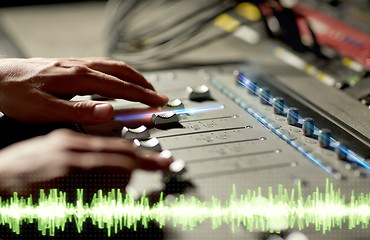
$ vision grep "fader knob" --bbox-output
[302,117,314,137]
[133,138,162,152]
[151,111,180,127]
[187,85,211,101]
[121,125,150,140]
[257,87,271,105]
[287,107,299,126]
[163,159,187,184]
[273,97,284,115]
[163,99,185,111]
[319,128,332,148]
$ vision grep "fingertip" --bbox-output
[92,103,114,121]
[153,92,169,106]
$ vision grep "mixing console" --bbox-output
[76,62,370,240]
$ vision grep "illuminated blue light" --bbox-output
[114,104,224,121]
[208,73,369,173]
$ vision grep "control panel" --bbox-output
[77,63,370,240]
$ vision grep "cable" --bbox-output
[105,0,238,66]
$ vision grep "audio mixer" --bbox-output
[75,59,370,240]
[0,1,369,239]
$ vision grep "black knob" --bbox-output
[303,117,314,137]
[336,144,347,160]
[257,87,271,105]
[273,97,284,115]
[188,85,211,101]
[121,125,150,140]
[247,81,258,95]
[287,107,299,126]
[151,111,180,127]
[133,138,162,152]
[319,128,332,148]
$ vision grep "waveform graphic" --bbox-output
[0,180,369,236]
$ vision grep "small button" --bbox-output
[335,144,347,160]
[287,107,299,126]
[133,138,162,152]
[303,117,314,137]
[319,128,331,148]
[247,81,258,95]
[273,97,284,115]
[151,111,180,127]
[257,87,271,105]
[187,85,211,101]
[163,99,185,111]
[121,125,150,140]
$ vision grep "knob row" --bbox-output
[235,73,346,159]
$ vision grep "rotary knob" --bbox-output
[247,81,258,95]
[151,111,180,127]
[319,128,332,148]
[163,99,185,111]
[187,85,211,101]
[287,107,299,126]
[273,97,284,115]
[133,137,162,152]
[257,87,271,105]
[303,117,314,137]
[121,125,150,140]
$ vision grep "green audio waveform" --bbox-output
[0,179,369,236]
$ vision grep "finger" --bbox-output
[62,133,173,170]
[45,65,168,107]
[45,97,115,124]
[66,150,172,171]
[80,57,155,91]
[48,129,173,171]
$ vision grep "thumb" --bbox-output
[52,100,114,124]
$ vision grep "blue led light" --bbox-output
[209,73,369,173]
[114,104,224,121]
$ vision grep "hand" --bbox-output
[0,129,173,198]
[0,57,168,124]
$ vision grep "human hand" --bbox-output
[0,57,168,124]
[0,129,173,198]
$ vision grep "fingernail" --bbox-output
[93,103,112,119]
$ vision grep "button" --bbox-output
[133,138,162,152]
[151,111,180,127]
[187,85,211,101]
[336,144,347,160]
[273,97,284,115]
[319,128,331,148]
[247,81,258,95]
[121,125,150,140]
[257,87,271,105]
[302,117,314,137]
[287,107,299,126]
[163,99,185,111]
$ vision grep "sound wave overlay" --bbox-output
[0,180,369,236]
